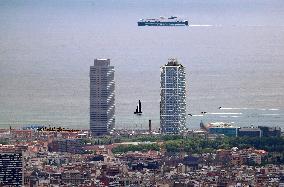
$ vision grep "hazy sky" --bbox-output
[0,0,284,128]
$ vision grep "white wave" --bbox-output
[231,116,240,118]
[192,114,204,117]
[208,112,242,115]
[219,107,279,111]
[219,107,250,110]
[258,108,267,111]
[261,114,280,116]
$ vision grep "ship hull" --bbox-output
[138,21,188,26]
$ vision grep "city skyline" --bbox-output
[0,1,284,186]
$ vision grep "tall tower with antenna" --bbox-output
[160,58,187,134]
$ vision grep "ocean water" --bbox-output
[0,0,284,130]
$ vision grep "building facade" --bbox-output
[160,58,187,134]
[208,127,239,137]
[0,152,23,186]
[90,59,115,136]
[258,126,281,137]
[49,139,85,154]
[204,122,239,137]
[238,127,262,137]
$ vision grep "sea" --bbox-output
[0,0,284,130]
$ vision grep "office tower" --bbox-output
[149,120,152,133]
[0,152,23,186]
[90,59,115,136]
[160,58,187,134]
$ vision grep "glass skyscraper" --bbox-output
[90,59,115,136]
[160,58,187,134]
[0,152,23,186]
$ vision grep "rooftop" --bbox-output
[239,127,261,132]
[208,122,239,128]
[165,58,180,66]
[93,58,111,66]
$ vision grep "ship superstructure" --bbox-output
[138,16,188,26]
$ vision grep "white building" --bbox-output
[160,58,187,134]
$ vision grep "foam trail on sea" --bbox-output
[192,115,204,117]
[219,107,251,110]
[219,107,277,111]
[258,108,267,111]
[208,112,242,115]
[261,114,280,116]
[269,108,279,111]
[189,24,214,27]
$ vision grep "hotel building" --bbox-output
[160,58,187,134]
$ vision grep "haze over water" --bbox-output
[1,0,284,129]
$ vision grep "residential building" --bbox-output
[90,59,115,136]
[49,139,85,154]
[160,58,187,134]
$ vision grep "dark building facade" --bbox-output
[238,126,281,137]
[238,127,262,137]
[0,152,23,186]
[258,126,281,137]
[49,139,85,154]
